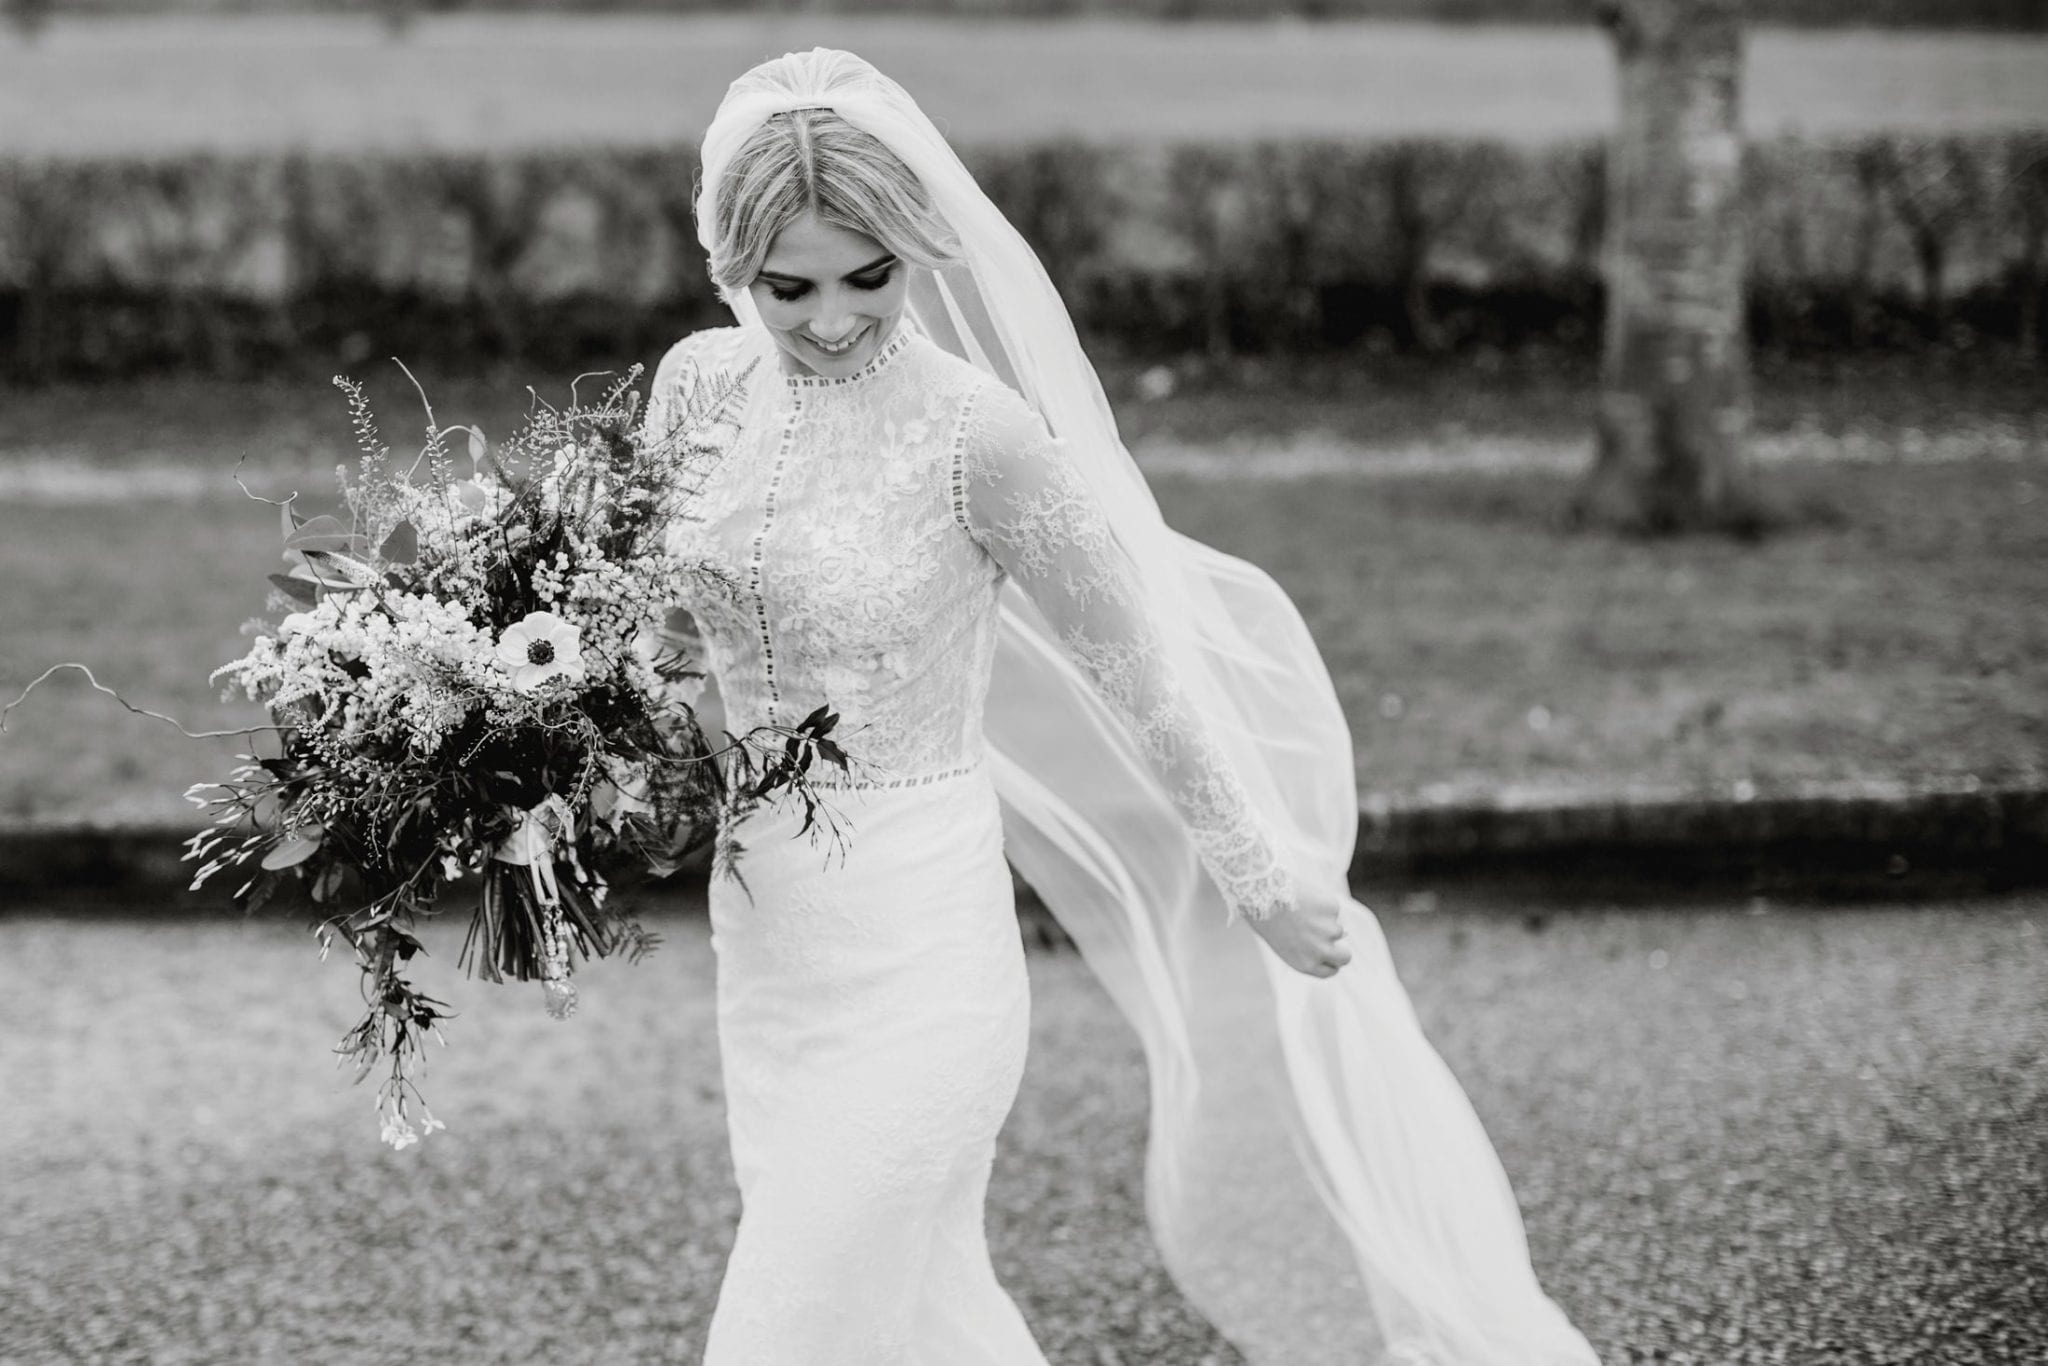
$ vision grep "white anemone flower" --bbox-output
[495,611,586,692]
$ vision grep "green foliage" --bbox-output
[6,0,53,38]
[2,130,2045,379]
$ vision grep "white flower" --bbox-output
[494,611,586,691]
[378,1096,444,1150]
[277,611,317,641]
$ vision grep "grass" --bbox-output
[3,17,2046,158]
[1,364,2043,826]
[4,351,2043,465]
[2,890,2044,1362]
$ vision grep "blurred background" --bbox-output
[2,5,2045,1364]
[2,0,2044,829]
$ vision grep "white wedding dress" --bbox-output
[652,318,1296,1364]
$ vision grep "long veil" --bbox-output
[695,49,1599,1366]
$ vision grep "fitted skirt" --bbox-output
[701,760,1047,1366]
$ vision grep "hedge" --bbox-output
[28,0,2048,27]
[3,132,2044,379]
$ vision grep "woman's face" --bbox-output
[749,211,910,379]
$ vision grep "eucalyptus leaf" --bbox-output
[284,515,361,558]
[296,548,375,589]
[311,862,344,904]
[268,573,319,606]
[261,829,324,870]
[380,520,419,565]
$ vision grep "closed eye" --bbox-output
[762,263,897,304]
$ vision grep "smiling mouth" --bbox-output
[803,327,867,356]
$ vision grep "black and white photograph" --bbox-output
[1,0,2043,1362]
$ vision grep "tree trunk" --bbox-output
[1575,0,1759,534]
[2016,152,2047,363]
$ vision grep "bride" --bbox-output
[649,48,1600,1366]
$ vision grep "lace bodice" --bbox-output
[648,322,1293,924]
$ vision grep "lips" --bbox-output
[803,325,868,357]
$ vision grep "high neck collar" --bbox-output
[780,319,916,390]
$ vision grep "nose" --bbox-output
[806,289,860,343]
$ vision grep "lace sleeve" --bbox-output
[643,328,748,718]
[956,382,1296,926]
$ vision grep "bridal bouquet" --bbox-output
[184,363,852,1147]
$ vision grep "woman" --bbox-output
[650,48,1599,1366]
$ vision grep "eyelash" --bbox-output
[765,268,893,304]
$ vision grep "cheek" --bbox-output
[859,278,910,320]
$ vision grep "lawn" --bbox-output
[2,891,2043,1362]
[2,18,2045,157]
[1,363,2043,827]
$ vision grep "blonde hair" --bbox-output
[702,109,963,295]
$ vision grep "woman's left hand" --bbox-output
[1245,879,1354,979]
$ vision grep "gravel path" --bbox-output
[2,892,2043,1364]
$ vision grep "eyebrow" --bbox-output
[756,252,899,285]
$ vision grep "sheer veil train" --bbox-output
[695,49,1600,1365]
